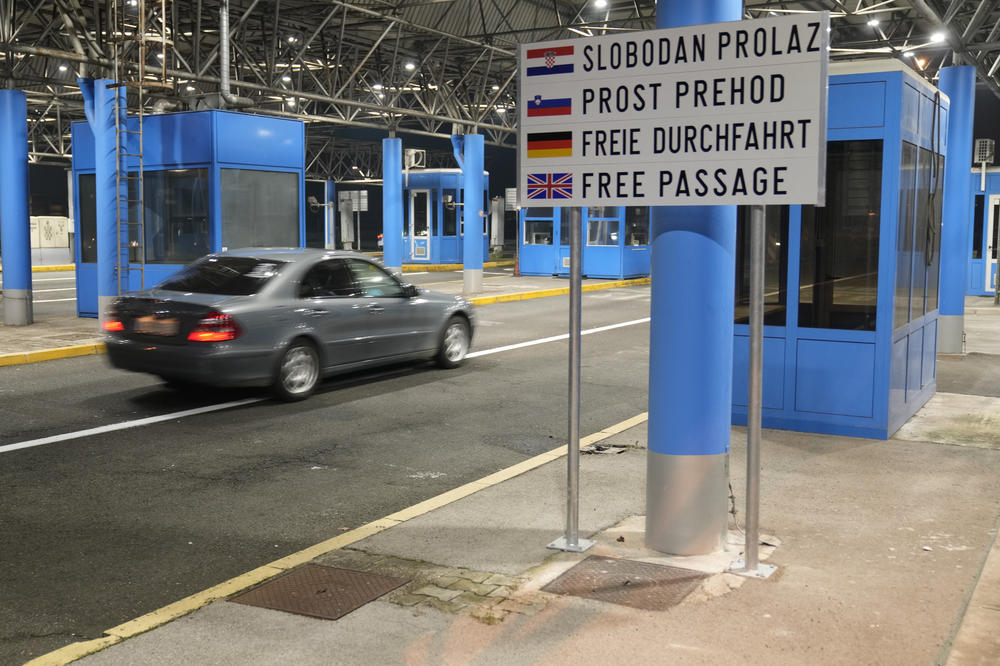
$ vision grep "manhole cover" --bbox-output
[229,564,409,620]
[541,555,707,610]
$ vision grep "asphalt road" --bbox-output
[0,286,651,665]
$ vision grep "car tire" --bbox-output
[273,339,320,401]
[436,316,470,369]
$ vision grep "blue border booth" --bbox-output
[967,167,1000,296]
[731,61,948,439]
[71,110,305,317]
[518,205,650,279]
[401,168,490,264]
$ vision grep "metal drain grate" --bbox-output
[229,564,409,621]
[541,555,708,611]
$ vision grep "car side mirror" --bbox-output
[402,284,419,298]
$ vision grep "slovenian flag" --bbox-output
[527,95,572,117]
[527,131,572,158]
[527,173,573,199]
[526,45,573,77]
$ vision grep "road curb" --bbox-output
[402,259,516,273]
[0,265,75,273]
[0,343,106,368]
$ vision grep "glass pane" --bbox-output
[412,192,428,236]
[972,195,984,260]
[304,181,326,248]
[525,207,553,218]
[911,149,932,317]
[926,152,944,311]
[442,189,457,236]
[347,258,404,297]
[735,206,789,326]
[158,255,285,295]
[559,215,569,246]
[993,203,999,260]
[78,174,97,263]
[221,169,299,249]
[799,140,882,331]
[144,169,210,264]
[587,219,619,246]
[624,206,649,245]
[525,220,553,244]
[894,142,917,329]
[588,205,617,219]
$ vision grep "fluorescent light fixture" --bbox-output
[930,32,945,43]
[286,98,296,106]
[903,51,914,58]
[491,84,500,91]
[404,62,416,71]
[155,52,164,59]
[594,0,607,8]
[58,64,68,72]
[186,85,196,92]
[287,36,297,43]
[496,107,506,114]
[281,74,292,82]
[867,18,879,27]
[372,83,383,90]
[378,93,385,99]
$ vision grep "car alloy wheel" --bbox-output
[436,316,469,369]
[274,340,320,400]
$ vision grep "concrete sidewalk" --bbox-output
[21,299,1000,665]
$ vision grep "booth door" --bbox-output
[409,190,431,261]
[987,194,999,293]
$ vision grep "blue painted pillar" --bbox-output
[0,90,33,325]
[937,66,976,353]
[646,0,741,555]
[79,78,124,325]
[462,134,485,293]
[382,138,403,271]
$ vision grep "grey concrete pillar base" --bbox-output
[463,268,483,295]
[98,295,116,328]
[938,315,965,354]
[646,450,729,556]
[2,289,33,325]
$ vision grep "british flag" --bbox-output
[527,172,573,199]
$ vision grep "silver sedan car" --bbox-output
[103,248,475,400]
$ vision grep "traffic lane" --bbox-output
[0,286,651,448]
[0,270,77,318]
[0,289,650,662]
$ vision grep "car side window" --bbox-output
[346,259,405,298]
[298,260,358,298]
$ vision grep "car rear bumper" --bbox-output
[105,337,275,387]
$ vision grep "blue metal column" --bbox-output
[937,66,975,353]
[646,0,741,555]
[0,90,33,325]
[382,138,403,271]
[79,78,124,326]
[462,134,485,293]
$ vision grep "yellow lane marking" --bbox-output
[0,343,106,367]
[32,412,650,664]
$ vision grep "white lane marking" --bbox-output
[0,398,264,455]
[0,318,650,454]
[467,317,650,358]
[0,277,75,286]
[406,272,429,276]
[34,288,76,293]
[34,298,77,303]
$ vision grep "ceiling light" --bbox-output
[404,62,416,71]
[377,93,384,99]
[594,0,607,8]
[930,32,945,43]
[372,83,383,90]
[496,107,506,114]
[58,64,68,72]
[491,84,500,91]
[287,36,297,44]
[867,18,879,27]
[903,51,914,58]
[282,74,292,83]
[185,85,196,92]
[286,98,296,107]
[915,57,927,70]
[155,52,164,59]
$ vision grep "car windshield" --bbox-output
[158,256,287,295]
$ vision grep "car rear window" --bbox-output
[158,256,286,295]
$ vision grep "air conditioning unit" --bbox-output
[974,138,995,165]
[404,148,426,169]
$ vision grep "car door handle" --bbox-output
[365,304,384,315]
[300,308,329,317]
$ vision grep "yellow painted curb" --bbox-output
[470,277,650,307]
[0,264,75,274]
[36,412,650,664]
[402,259,515,273]
[0,343,106,367]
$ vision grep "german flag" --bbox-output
[527,131,572,158]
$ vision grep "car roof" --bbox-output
[209,248,378,264]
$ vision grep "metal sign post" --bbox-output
[549,207,594,553]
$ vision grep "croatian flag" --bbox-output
[527,173,573,199]
[527,95,572,117]
[525,45,574,77]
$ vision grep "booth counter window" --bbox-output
[735,205,789,326]
[442,188,457,236]
[78,174,97,263]
[524,207,554,245]
[221,169,299,248]
[799,139,883,331]
[625,207,650,245]
[141,168,210,264]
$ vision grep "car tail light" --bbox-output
[187,311,240,342]
[102,319,124,332]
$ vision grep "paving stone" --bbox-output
[426,597,467,614]
[412,585,463,602]
[448,578,499,596]
[390,593,425,607]
[487,585,512,598]
[458,571,493,584]
[483,573,519,587]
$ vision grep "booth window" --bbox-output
[799,139,882,331]
[924,149,944,313]
[911,147,944,317]
[972,195,985,259]
[141,168,210,264]
[894,142,917,328]
[221,169,299,248]
[442,188,457,236]
[625,207,649,245]
[412,191,429,237]
[525,219,553,245]
[587,219,619,246]
[735,205,789,325]
[77,173,97,263]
